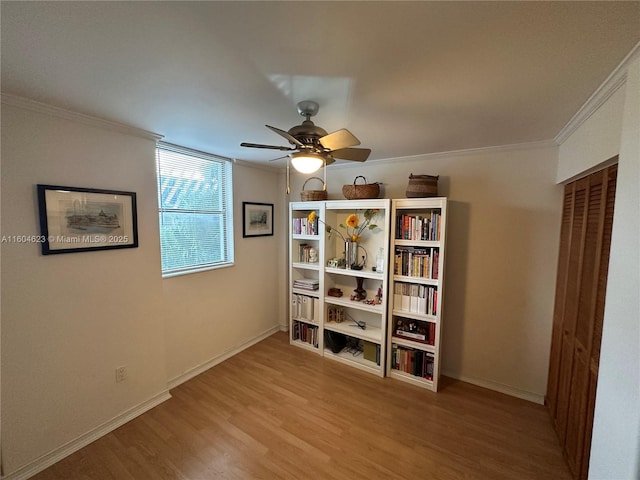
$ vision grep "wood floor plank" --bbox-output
[32,332,571,480]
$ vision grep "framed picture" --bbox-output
[37,184,138,255]
[242,201,274,238]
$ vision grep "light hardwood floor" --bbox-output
[33,332,571,480]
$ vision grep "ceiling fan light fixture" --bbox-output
[290,151,325,174]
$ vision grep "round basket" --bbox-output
[406,174,439,198]
[300,176,328,201]
[342,176,380,200]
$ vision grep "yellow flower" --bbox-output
[307,211,317,223]
[345,214,359,228]
[351,234,361,242]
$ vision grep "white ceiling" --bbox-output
[2,1,639,166]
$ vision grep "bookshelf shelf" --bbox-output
[325,321,382,344]
[325,267,385,280]
[324,348,381,375]
[325,296,384,314]
[391,309,438,323]
[387,198,447,392]
[393,275,438,286]
[292,316,319,326]
[390,335,436,352]
[394,239,440,248]
[292,288,320,298]
[292,234,320,241]
[292,262,320,271]
[292,339,320,352]
[388,369,434,389]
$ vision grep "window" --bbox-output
[156,142,234,277]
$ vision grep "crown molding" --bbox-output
[555,40,640,145]
[329,138,559,170]
[1,93,163,141]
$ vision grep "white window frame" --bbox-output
[156,141,234,277]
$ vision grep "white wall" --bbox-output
[569,57,640,480]
[288,143,562,402]
[0,100,285,477]
[0,102,167,475]
[163,161,285,385]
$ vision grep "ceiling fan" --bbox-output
[240,100,371,174]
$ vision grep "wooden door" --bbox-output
[546,163,617,479]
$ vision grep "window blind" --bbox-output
[156,142,234,277]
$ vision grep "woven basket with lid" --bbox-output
[406,174,439,197]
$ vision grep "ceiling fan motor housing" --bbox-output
[288,121,328,149]
[240,99,370,164]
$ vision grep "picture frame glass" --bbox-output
[242,202,274,237]
[38,184,138,254]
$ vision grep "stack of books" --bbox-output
[293,278,319,291]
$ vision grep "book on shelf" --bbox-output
[292,320,319,347]
[293,278,319,290]
[362,341,381,366]
[393,283,438,315]
[393,317,436,345]
[292,216,318,236]
[302,295,312,320]
[396,211,441,241]
[297,243,319,263]
[394,246,439,279]
[391,343,434,380]
[291,294,318,322]
[313,298,320,323]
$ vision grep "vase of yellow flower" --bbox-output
[345,240,359,270]
[307,209,379,269]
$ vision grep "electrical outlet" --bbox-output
[116,365,127,383]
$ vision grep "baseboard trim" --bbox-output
[1,390,172,480]
[442,371,545,405]
[166,325,281,390]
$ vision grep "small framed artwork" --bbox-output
[242,201,274,238]
[37,184,138,255]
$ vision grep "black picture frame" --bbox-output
[37,184,139,255]
[242,201,274,238]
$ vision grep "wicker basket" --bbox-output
[342,176,380,200]
[300,176,328,201]
[406,174,439,197]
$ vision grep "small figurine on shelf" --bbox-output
[351,276,366,301]
[308,247,318,263]
[375,286,383,304]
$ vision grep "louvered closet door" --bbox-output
[546,163,617,479]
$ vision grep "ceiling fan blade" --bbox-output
[325,157,336,166]
[268,155,289,162]
[319,128,360,150]
[265,125,304,148]
[330,148,371,162]
[240,142,296,151]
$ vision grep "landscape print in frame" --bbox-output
[242,201,274,237]
[37,184,138,255]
